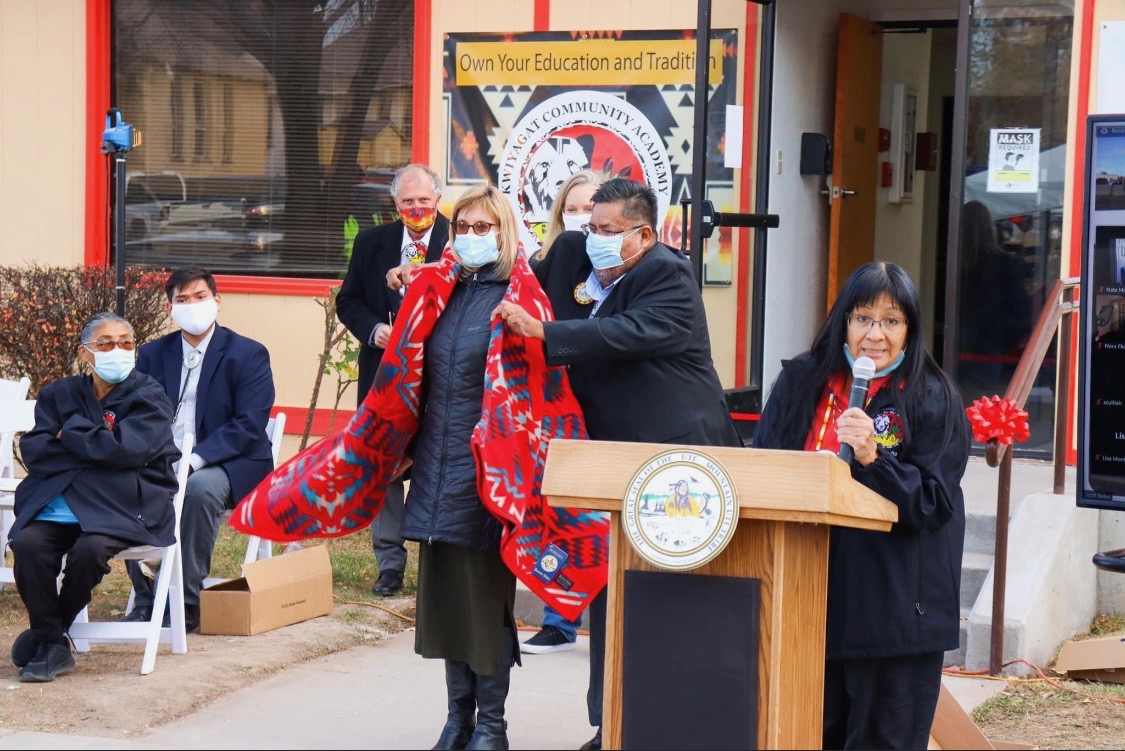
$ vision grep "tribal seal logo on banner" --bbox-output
[497,90,673,253]
[621,449,739,571]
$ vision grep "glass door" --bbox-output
[948,0,1074,456]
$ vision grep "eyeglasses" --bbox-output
[453,220,498,236]
[84,339,136,352]
[846,314,908,334]
[581,224,645,238]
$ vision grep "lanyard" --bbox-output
[813,391,873,452]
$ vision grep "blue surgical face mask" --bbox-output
[585,227,643,270]
[843,343,906,377]
[86,346,135,384]
[453,231,500,268]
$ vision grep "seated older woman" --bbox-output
[8,312,179,683]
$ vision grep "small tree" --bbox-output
[302,288,359,450]
[0,265,170,396]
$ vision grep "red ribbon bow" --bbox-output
[965,395,1030,445]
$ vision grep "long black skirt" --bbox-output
[414,540,518,676]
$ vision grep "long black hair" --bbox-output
[765,261,964,464]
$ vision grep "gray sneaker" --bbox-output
[19,640,75,683]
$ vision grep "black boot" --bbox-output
[463,666,510,750]
[433,660,476,750]
[465,628,514,751]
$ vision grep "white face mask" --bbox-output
[562,213,591,233]
[171,298,219,336]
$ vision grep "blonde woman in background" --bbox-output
[531,170,605,265]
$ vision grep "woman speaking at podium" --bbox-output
[754,262,970,750]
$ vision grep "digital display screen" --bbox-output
[1079,118,1125,509]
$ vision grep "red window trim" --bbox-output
[86,0,436,298]
[534,0,550,32]
[735,5,759,389]
[272,406,356,437]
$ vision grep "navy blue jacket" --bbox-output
[754,354,970,659]
[399,266,507,552]
[136,325,275,505]
[12,371,179,547]
[337,216,449,404]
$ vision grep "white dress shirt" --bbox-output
[174,326,216,471]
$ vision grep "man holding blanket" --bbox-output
[496,178,742,751]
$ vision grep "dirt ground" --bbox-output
[0,588,414,739]
[973,679,1125,750]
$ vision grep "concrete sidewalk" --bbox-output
[0,628,1005,750]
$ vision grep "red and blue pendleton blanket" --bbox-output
[231,250,609,620]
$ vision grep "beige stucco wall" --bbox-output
[0,0,86,268]
[430,0,757,387]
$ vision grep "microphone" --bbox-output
[838,356,876,464]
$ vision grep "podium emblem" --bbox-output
[621,449,739,571]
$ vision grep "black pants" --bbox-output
[586,588,607,728]
[11,521,132,643]
[823,651,945,751]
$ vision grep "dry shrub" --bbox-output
[0,264,170,396]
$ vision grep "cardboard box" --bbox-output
[200,544,333,636]
[1055,634,1125,683]
[928,683,1036,750]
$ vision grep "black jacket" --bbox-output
[537,233,741,447]
[11,371,180,547]
[754,355,970,659]
[399,265,508,552]
[337,216,449,403]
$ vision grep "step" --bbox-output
[960,551,993,611]
[944,606,972,668]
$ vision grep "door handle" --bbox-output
[822,185,857,200]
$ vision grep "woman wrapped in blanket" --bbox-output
[8,312,178,683]
[396,184,523,751]
[753,262,970,751]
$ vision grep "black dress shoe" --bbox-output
[161,603,201,633]
[120,606,153,623]
[372,570,404,596]
[579,728,601,751]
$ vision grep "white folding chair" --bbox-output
[203,412,285,588]
[68,434,194,675]
[0,394,36,588]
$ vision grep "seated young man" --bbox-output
[123,267,276,632]
[10,312,179,682]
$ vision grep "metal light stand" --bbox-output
[100,108,141,316]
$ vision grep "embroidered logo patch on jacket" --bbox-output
[872,408,905,454]
[102,410,116,431]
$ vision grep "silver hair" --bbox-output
[390,164,442,199]
[81,312,135,345]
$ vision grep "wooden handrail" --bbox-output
[984,276,1081,468]
[981,275,1079,676]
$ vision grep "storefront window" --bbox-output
[113,0,414,278]
[954,1,1073,455]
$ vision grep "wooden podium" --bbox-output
[543,440,898,750]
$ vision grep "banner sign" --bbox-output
[443,30,739,284]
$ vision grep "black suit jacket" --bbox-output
[537,234,741,448]
[337,215,449,402]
